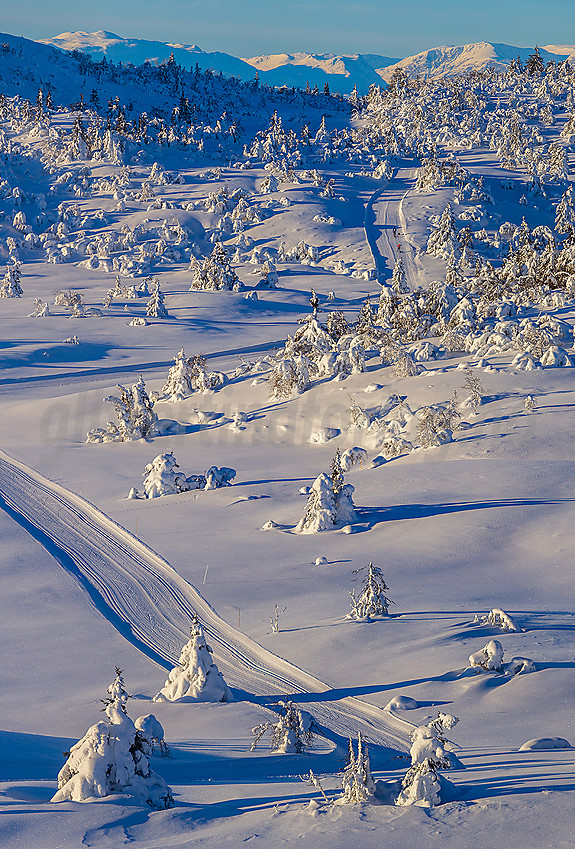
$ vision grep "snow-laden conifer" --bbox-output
[251,701,315,753]
[0,263,23,297]
[154,612,232,703]
[347,563,393,620]
[396,713,459,807]
[52,672,174,809]
[338,732,376,804]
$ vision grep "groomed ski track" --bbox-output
[0,449,410,754]
[365,164,419,286]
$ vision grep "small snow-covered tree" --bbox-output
[0,263,23,297]
[162,349,206,401]
[469,639,505,672]
[143,453,190,498]
[101,667,130,715]
[391,257,407,294]
[555,184,575,238]
[146,281,169,318]
[338,732,376,804]
[191,243,238,291]
[396,713,459,808]
[52,674,174,809]
[135,715,170,757]
[463,368,484,413]
[296,470,357,533]
[251,700,315,753]
[154,612,232,703]
[347,563,393,620]
[427,203,460,263]
[268,356,311,399]
[87,377,158,443]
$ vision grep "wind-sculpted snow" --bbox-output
[0,450,409,752]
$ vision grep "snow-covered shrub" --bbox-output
[251,700,315,753]
[87,377,157,443]
[469,639,505,672]
[462,368,484,412]
[268,357,311,399]
[52,672,174,809]
[338,732,376,804]
[154,613,232,703]
[340,447,368,471]
[347,562,393,620]
[143,453,191,498]
[480,608,520,632]
[29,298,50,317]
[416,396,459,448]
[204,466,236,489]
[134,715,170,757]
[396,713,459,808]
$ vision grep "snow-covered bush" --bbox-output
[52,671,174,809]
[87,377,157,443]
[340,447,368,471]
[268,356,311,399]
[161,349,220,401]
[154,612,232,703]
[396,713,459,808]
[251,700,315,753]
[204,466,236,489]
[469,639,505,672]
[478,608,520,632]
[347,562,393,620]
[338,732,376,804]
[143,453,191,498]
[134,714,170,757]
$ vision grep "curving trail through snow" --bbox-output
[0,449,410,753]
[364,165,420,288]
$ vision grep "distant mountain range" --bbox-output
[38,31,575,95]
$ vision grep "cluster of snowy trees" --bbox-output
[135,452,236,498]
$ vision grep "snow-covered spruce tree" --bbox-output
[143,453,191,498]
[416,395,459,449]
[154,612,232,703]
[52,673,174,809]
[426,203,460,263]
[162,349,207,401]
[338,732,376,804]
[391,256,407,294]
[0,263,23,297]
[251,701,315,753]
[555,184,575,239]
[191,243,239,291]
[268,357,311,399]
[87,377,158,443]
[101,667,130,715]
[146,281,169,318]
[296,464,357,534]
[347,563,393,620]
[396,713,459,808]
[462,368,484,413]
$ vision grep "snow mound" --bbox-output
[385,695,419,711]
[519,737,572,751]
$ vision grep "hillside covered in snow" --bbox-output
[2,29,575,849]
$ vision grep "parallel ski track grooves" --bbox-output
[0,450,410,752]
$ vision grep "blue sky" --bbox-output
[4,0,575,57]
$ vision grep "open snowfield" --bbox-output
[1,36,575,847]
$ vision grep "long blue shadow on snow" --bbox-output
[356,497,575,529]
[0,491,173,673]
